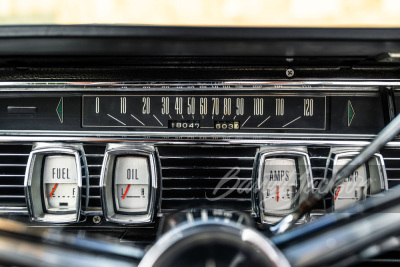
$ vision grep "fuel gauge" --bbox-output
[25,147,82,223]
[42,155,79,213]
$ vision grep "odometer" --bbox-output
[82,94,326,131]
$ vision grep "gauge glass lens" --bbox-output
[262,158,299,215]
[333,158,368,210]
[114,156,150,213]
[42,155,78,213]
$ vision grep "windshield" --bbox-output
[0,0,399,27]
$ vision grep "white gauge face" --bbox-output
[42,155,79,213]
[114,156,150,213]
[333,158,368,211]
[262,158,299,214]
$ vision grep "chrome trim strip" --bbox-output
[2,135,400,146]
[0,80,398,92]
[0,130,381,139]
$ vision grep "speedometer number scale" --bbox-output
[83,95,326,131]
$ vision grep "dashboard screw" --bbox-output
[286,69,294,77]
[93,216,102,224]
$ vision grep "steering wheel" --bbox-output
[2,115,400,267]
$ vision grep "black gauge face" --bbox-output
[82,95,326,131]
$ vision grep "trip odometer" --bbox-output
[82,94,326,131]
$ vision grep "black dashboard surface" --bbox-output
[1,25,400,267]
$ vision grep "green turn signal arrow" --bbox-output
[56,97,63,123]
[348,100,355,127]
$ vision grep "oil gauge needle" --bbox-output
[277,186,279,202]
[49,183,58,197]
[122,184,131,199]
[335,186,341,200]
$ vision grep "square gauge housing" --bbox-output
[100,146,158,224]
[326,150,387,211]
[24,148,82,223]
[254,150,313,224]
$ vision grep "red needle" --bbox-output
[49,183,58,197]
[277,186,279,202]
[335,186,341,201]
[122,184,131,199]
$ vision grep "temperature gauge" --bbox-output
[332,158,368,210]
[255,149,313,224]
[330,152,387,211]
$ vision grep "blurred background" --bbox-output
[0,0,400,27]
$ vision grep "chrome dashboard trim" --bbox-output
[0,131,380,139]
[0,80,398,92]
[1,136,400,146]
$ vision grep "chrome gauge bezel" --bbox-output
[100,145,159,225]
[328,150,388,211]
[254,148,314,224]
[24,147,82,223]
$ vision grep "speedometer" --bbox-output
[82,94,326,131]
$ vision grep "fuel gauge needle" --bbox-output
[49,183,58,197]
[335,186,341,200]
[122,184,131,199]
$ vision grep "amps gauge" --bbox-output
[326,149,388,211]
[254,148,313,224]
[100,145,159,224]
[25,145,85,223]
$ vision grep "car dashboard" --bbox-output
[1,25,400,266]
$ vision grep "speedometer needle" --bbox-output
[49,183,58,197]
[122,184,131,199]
